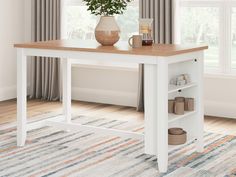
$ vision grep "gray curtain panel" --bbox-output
[137,0,174,111]
[30,0,61,100]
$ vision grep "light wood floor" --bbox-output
[1,99,236,135]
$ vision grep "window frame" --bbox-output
[230,3,236,74]
[178,0,236,75]
[62,0,139,39]
[61,0,140,70]
[62,0,236,74]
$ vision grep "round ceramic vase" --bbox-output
[95,16,120,46]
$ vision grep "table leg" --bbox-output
[196,54,204,152]
[62,58,72,123]
[156,59,168,173]
[17,49,27,147]
[144,64,157,155]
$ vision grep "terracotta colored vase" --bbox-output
[95,16,120,46]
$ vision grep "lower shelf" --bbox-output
[168,111,197,123]
[168,136,197,151]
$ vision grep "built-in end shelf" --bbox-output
[168,111,197,123]
[168,82,198,94]
[168,136,197,151]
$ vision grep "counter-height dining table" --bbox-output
[14,40,208,172]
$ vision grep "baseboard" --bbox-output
[72,87,137,107]
[0,86,16,101]
[1,85,234,118]
[0,85,137,107]
[204,100,236,119]
[0,84,31,102]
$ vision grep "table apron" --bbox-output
[21,48,202,65]
[23,48,158,65]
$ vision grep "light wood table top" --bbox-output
[14,39,208,57]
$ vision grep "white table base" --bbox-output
[16,48,204,173]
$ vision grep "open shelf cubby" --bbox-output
[167,59,201,147]
[168,82,198,94]
[168,111,197,123]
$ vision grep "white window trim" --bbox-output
[178,0,236,75]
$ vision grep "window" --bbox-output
[178,0,236,74]
[232,7,236,69]
[62,0,139,41]
[180,7,220,68]
[61,0,139,69]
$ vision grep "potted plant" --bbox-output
[83,0,133,46]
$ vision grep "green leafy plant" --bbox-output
[83,0,133,16]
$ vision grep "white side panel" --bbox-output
[195,52,204,152]
[156,59,169,173]
[144,64,157,155]
[62,58,72,123]
[17,49,27,147]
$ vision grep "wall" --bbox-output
[204,75,236,118]
[70,64,236,119]
[0,0,25,101]
[71,67,236,119]
[71,65,139,107]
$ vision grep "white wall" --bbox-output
[204,75,236,118]
[0,0,25,101]
[71,65,139,107]
[71,67,236,119]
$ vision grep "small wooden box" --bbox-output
[168,131,187,145]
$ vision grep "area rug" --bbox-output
[0,114,236,177]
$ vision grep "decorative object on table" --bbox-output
[168,99,175,113]
[168,128,187,145]
[183,74,191,83]
[168,128,184,135]
[139,18,154,46]
[169,97,195,115]
[94,16,120,46]
[170,74,191,86]
[83,0,133,46]
[128,35,142,48]
[184,98,195,111]
[174,101,185,115]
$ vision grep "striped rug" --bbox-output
[1,114,236,177]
